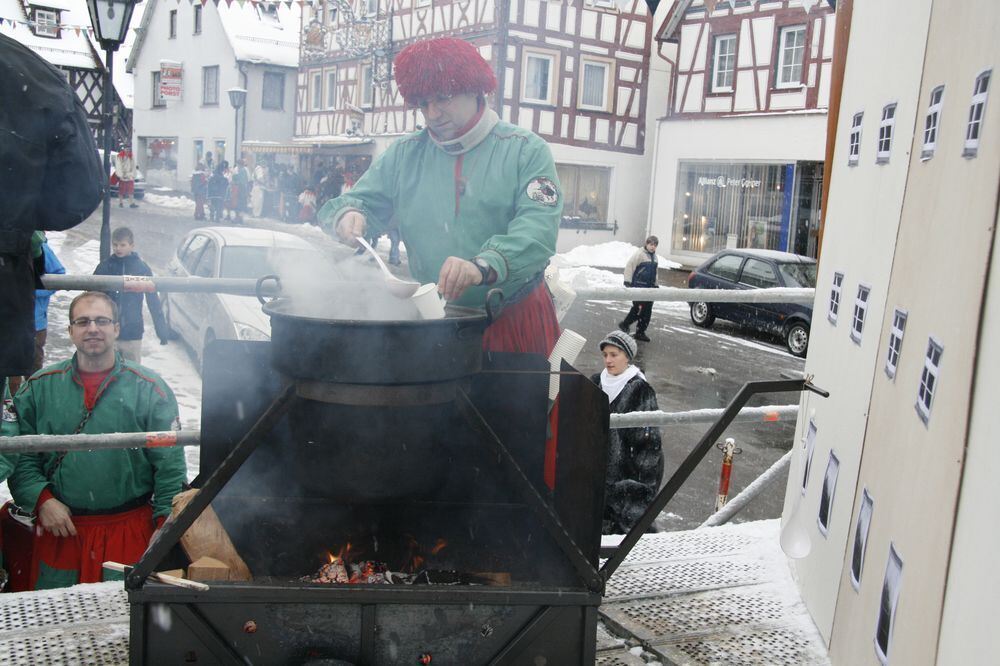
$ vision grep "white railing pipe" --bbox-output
[573,286,815,305]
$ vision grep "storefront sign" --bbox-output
[159,60,183,99]
[697,176,762,189]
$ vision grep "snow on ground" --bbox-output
[557,240,682,270]
[142,192,195,212]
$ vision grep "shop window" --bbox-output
[851,489,874,591]
[152,72,166,108]
[202,66,219,106]
[33,8,58,37]
[359,64,373,107]
[579,58,611,111]
[850,283,871,344]
[921,85,944,159]
[776,25,806,88]
[311,71,323,111]
[828,271,843,324]
[739,258,779,288]
[325,70,338,109]
[522,50,556,105]
[964,69,991,158]
[916,337,943,425]
[263,72,285,110]
[169,9,177,38]
[801,419,816,494]
[848,112,863,166]
[706,254,744,282]
[194,5,202,34]
[876,103,896,164]
[817,451,839,537]
[557,163,612,230]
[145,137,179,171]
[712,34,736,92]
[885,308,907,379]
[193,139,204,165]
[875,545,903,665]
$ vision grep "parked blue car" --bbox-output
[686,249,817,357]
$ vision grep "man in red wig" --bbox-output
[318,37,562,356]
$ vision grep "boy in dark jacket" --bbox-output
[619,236,660,342]
[93,227,171,363]
[207,166,228,222]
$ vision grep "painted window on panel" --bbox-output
[712,35,736,92]
[326,70,338,109]
[194,5,202,34]
[557,163,612,230]
[152,71,166,108]
[262,72,285,110]
[364,0,378,15]
[202,66,219,106]
[828,271,844,324]
[817,451,839,537]
[34,9,58,37]
[916,337,943,424]
[921,85,944,159]
[579,59,610,111]
[885,308,907,379]
[848,112,863,166]
[169,9,177,38]
[964,69,992,157]
[776,26,806,88]
[523,52,555,105]
[850,283,871,344]
[801,419,817,494]
[415,0,431,7]
[875,545,903,665]
[850,489,874,590]
[876,103,896,163]
[360,64,373,107]
[311,71,323,111]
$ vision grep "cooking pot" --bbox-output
[257,276,502,385]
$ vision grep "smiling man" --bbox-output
[5,292,186,590]
[319,37,563,355]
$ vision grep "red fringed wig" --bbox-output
[393,37,497,105]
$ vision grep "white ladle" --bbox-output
[355,237,420,298]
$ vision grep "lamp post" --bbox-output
[227,87,247,165]
[86,0,138,262]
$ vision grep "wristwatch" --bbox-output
[472,257,496,285]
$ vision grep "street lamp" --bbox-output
[227,87,247,165]
[86,0,139,261]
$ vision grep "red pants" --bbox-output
[481,282,562,489]
[31,504,154,590]
[119,179,135,198]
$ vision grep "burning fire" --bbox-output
[302,537,449,584]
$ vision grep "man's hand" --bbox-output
[335,211,367,246]
[38,498,76,538]
[438,257,483,302]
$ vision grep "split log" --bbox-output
[171,489,252,581]
[188,556,231,582]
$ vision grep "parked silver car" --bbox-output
[163,226,323,362]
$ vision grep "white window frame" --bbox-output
[34,8,58,37]
[152,71,166,108]
[193,4,202,34]
[586,0,618,10]
[876,103,897,164]
[916,337,943,425]
[202,65,219,106]
[776,25,807,89]
[964,69,992,158]
[415,0,431,7]
[875,545,903,665]
[366,0,379,15]
[921,85,944,159]
[848,112,862,166]
[262,71,285,111]
[885,308,907,379]
[522,49,557,105]
[828,271,844,324]
[169,9,177,38]
[578,57,612,112]
[817,450,840,537]
[850,283,871,345]
[850,489,874,591]
[311,71,323,111]
[359,63,373,108]
[712,34,737,92]
[325,69,338,110]
[801,419,817,495]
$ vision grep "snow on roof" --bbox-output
[0,0,99,69]
[217,1,301,68]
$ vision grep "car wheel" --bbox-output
[786,322,809,357]
[690,302,715,328]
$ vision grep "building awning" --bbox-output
[242,137,373,155]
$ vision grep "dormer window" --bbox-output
[258,2,280,23]
[964,69,992,158]
[33,7,59,38]
[876,103,897,164]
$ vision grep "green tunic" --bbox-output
[318,119,563,308]
[6,353,186,519]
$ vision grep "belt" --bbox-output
[57,492,153,517]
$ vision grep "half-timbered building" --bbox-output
[291,0,671,248]
[648,0,835,264]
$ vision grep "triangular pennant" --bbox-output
[75,26,81,35]
[285,0,292,7]
[225,0,233,6]
[237,0,246,7]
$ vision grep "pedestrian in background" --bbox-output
[92,227,173,364]
[191,162,208,221]
[590,331,663,535]
[619,236,660,342]
[114,147,139,209]
[207,165,228,223]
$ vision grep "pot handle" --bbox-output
[485,288,504,325]
[256,274,282,306]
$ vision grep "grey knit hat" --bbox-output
[599,330,637,362]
